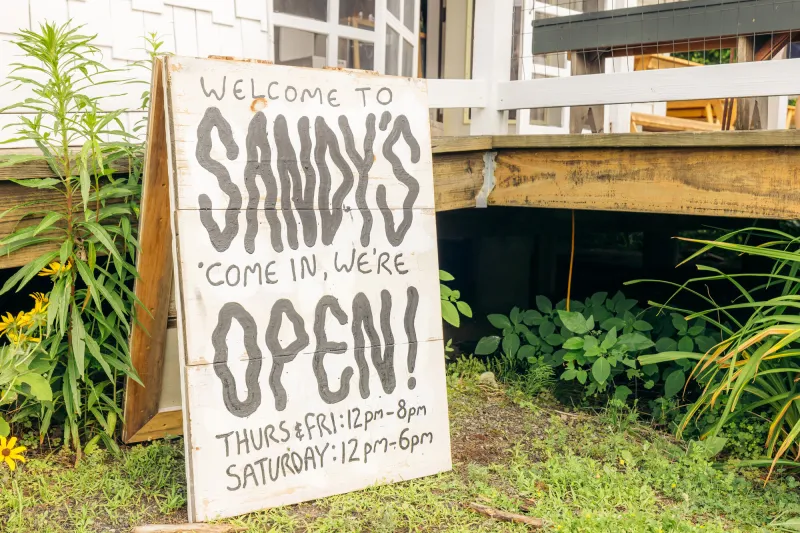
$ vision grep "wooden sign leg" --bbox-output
[123,57,180,443]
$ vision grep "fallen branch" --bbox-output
[132,525,245,533]
[467,502,545,528]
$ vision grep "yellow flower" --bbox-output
[7,331,40,344]
[0,313,15,333]
[619,459,625,465]
[671,483,676,488]
[30,293,49,314]
[38,261,71,277]
[0,436,26,471]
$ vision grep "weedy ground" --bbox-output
[2,377,800,533]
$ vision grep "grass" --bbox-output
[2,375,800,532]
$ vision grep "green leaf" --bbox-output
[19,373,53,402]
[561,368,578,381]
[71,307,87,375]
[545,334,565,346]
[591,292,608,305]
[0,417,8,438]
[618,332,655,351]
[488,314,511,329]
[536,295,552,314]
[655,337,678,353]
[539,321,556,338]
[439,270,454,281]
[517,345,536,360]
[440,284,453,299]
[510,307,520,324]
[79,220,123,265]
[695,335,716,353]
[664,369,686,398]
[524,332,539,346]
[576,370,588,384]
[614,385,633,401]
[633,320,653,332]
[441,300,459,327]
[32,211,65,236]
[616,299,638,314]
[522,310,541,326]
[563,337,584,350]
[601,327,618,350]
[558,310,590,334]
[642,363,659,376]
[677,336,694,353]
[475,336,500,355]
[687,324,705,337]
[600,317,625,331]
[592,357,611,384]
[456,301,472,318]
[0,250,59,296]
[502,334,520,358]
[671,313,688,335]
[8,177,60,188]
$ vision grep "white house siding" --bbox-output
[0,0,271,146]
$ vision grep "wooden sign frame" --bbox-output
[122,57,182,443]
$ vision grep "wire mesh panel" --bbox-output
[510,0,800,133]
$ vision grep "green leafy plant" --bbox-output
[0,22,144,456]
[440,270,472,327]
[638,226,800,478]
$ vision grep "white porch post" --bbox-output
[470,0,514,135]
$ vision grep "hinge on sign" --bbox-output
[476,151,496,208]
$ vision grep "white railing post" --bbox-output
[470,0,514,135]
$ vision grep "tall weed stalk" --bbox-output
[637,225,800,479]
[0,22,145,457]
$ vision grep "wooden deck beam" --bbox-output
[2,130,800,272]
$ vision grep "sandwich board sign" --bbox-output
[161,56,451,521]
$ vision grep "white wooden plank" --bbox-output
[30,0,70,27]
[131,0,165,14]
[110,0,148,61]
[498,59,800,111]
[469,0,513,134]
[239,18,269,61]
[174,208,442,367]
[194,10,224,58]
[184,339,451,521]
[426,79,486,109]
[235,0,265,22]
[67,0,114,48]
[166,56,435,210]
[0,1,30,33]
[171,6,198,57]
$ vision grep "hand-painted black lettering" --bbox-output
[245,112,284,253]
[377,252,392,275]
[233,79,245,100]
[265,261,278,284]
[300,255,316,279]
[226,464,242,491]
[285,86,298,102]
[334,249,356,273]
[206,262,224,286]
[200,76,226,100]
[225,264,241,286]
[276,115,318,249]
[315,117,354,245]
[266,299,309,411]
[379,115,420,246]
[376,87,393,105]
[244,263,261,286]
[355,87,371,106]
[301,87,323,104]
[376,290,397,393]
[251,79,265,98]
[405,286,419,389]
[327,89,340,107]
[268,81,280,100]
[357,252,371,273]
[313,296,352,404]
[216,431,234,457]
[394,253,409,274]
[339,115,376,246]
[297,116,319,247]
[196,107,241,252]
[212,302,262,417]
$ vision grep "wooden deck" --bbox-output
[2,130,800,271]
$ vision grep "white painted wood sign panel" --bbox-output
[162,56,450,522]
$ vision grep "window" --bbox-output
[270,0,419,76]
[275,27,327,68]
